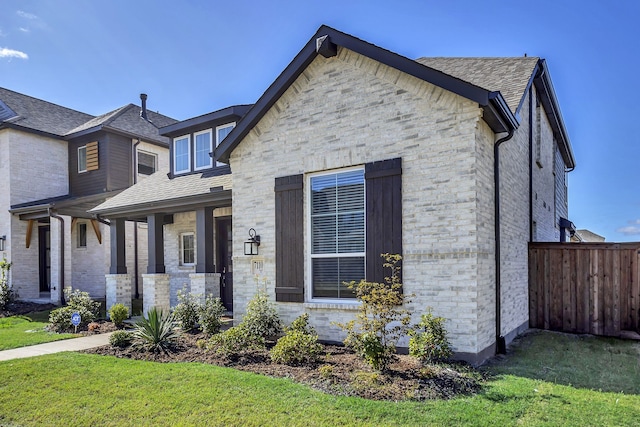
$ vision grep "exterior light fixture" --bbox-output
[244,228,260,256]
[0,235,5,252]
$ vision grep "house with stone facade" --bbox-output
[93,25,576,364]
[0,88,175,307]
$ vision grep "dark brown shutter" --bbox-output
[365,158,402,285]
[275,174,304,302]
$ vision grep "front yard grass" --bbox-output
[0,311,78,350]
[0,331,639,426]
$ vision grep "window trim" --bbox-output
[78,146,87,173]
[215,123,236,167]
[137,149,157,176]
[306,166,366,303]
[193,129,213,171]
[173,135,191,175]
[77,222,87,248]
[180,232,195,266]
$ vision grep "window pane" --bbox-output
[216,125,234,146]
[312,257,362,299]
[338,211,364,252]
[195,132,211,169]
[174,137,189,172]
[182,234,194,264]
[78,223,87,248]
[78,147,87,172]
[138,152,156,175]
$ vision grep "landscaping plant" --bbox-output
[408,309,453,364]
[334,254,412,371]
[0,258,13,310]
[172,287,201,332]
[108,303,129,328]
[133,307,179,353]
[271,313,323,365]
[109,330,133,348]
[199,295,226,336]
[48,288,100,332]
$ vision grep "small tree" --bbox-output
[408,309,453,364]
[172,287,200,332]
[0,258,13,310]
[334,254,412,371]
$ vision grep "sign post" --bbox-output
[71,312,81,334]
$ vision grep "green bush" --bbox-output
[205,325,263,357]
[172,288,200,332]
[0,258,13,310]
[133,307,179,353]
[108,303,129,328]
[271,314,323,365]
[334,254,412,372]
[199,295,226,336]
[408,309,453,364]
[109,330,133,348]
[48,288,100,332]
[241,290,282,340]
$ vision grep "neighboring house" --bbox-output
[93,25,576,364]
[0,88,176,308]
[571,229,605,242]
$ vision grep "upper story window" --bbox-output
[78,146,87,173]
[215,123,235,166]
[137,151,157,176]
[309,168,365,300]
[194,129,213,170]
[173,135,190,174]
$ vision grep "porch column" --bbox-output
[142,273,170,316]
[147,213,165,273]
[190,273,221,305]
[195,207,214,273]
[109,218,127,274]
[50,214,72,304]
[106,274,132,316]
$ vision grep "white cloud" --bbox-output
[632,219,640,225]
[0,47,28,60]
[616,226,640,236]
[16,10,38,20]
[19,27,30,33]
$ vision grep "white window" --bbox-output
[78,146,87,173]
[77,223,87,248]
[180,232,195,266]
[308,168,365,300]
[173,135,191,174]
[215,123,235,166]
[137,150,157,176]
[194,129,213,170]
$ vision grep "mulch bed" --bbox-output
[84,332,484,401]
[0,301,57,318]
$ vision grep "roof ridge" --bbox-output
[101,104,135,127]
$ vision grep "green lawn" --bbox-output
[0,311,78,350]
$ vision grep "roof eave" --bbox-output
[0,122,66,140]
[65,124,169,147]
[159,105,252,137]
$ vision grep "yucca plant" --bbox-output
[133,307,179,353]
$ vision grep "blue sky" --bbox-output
[1,0,638,241]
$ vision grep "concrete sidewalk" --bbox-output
[0,332,113,362]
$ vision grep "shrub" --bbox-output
[109,330,133,348]
[205,325,263,357]
[334,254,412,371]
[241,290,282,340]
[48,288,100,332]
[133,307,179,353]
[172,287,201,332]
[108,303,129,328]
[408,309,453,364]
[271,314,322,365]
[0,258,13,310]
[199,295,226,336]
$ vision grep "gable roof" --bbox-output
[215,25,518,163]
[0,87,94,137]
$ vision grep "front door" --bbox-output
[38,226,51,293]
[216,217,233,311]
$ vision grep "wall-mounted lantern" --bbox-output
[0,235,5,251]
[244,228,260,256]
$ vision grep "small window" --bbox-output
[78,146,87,173]
[137,151,157,176]
[77,223,87,248]
[215,123,235,166]
[194,129,213,170]
[180,233,195,266]
[173,135,191,174]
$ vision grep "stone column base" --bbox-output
[189,273,221,305]
[105,274,132,317]
[142,273,170,316]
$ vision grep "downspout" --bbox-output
[132,138,141,299]
[49,209,65,306]
[529,85,534,242]
[494,129,514,355]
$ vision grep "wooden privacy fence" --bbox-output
[529,242,640,336]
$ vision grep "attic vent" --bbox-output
[85,141,99,171]
[316,35,337,58]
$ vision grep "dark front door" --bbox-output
[216,217,233,311]
[38,226,51,293]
